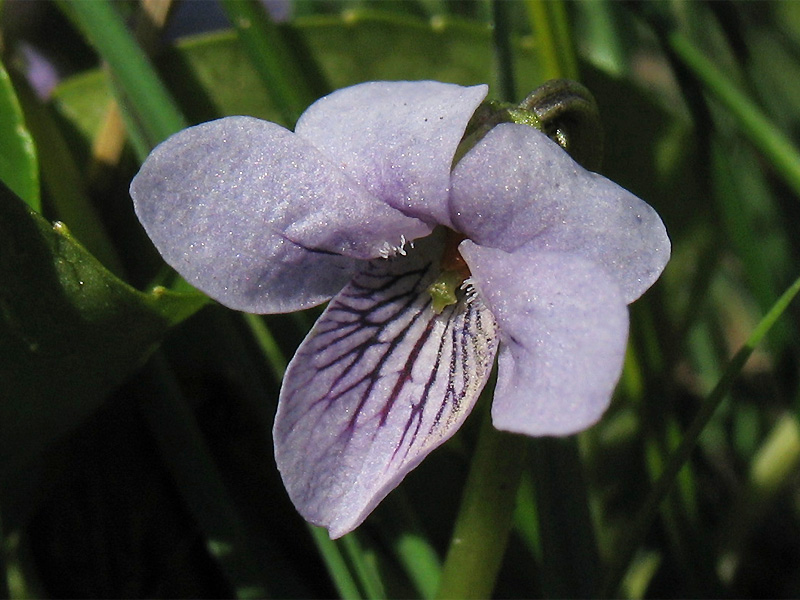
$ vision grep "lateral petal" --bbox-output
[461,242,628,436]
[274,233,499,538]
[295,81,488,227]
[451,123,670,303]
[131,116,429,313]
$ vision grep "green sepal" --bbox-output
[460,79,603,170]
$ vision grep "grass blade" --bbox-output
[603,272,800,597]
[219,0,323,126]
[669,31,800,200]
[57,0,187,145]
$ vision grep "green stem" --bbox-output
[435,406,527,599]
[341,533,385,600]
[602,273,800,597]
[241,313,288,382]
[438,5,593,598]
[308,527,363,600]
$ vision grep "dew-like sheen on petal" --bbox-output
[451,124,670,303]
[461,242,629,436]
[131,116,430,313]
[274,233,498,538]
[296,81,488,227]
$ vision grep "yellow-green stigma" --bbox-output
[428,229,471,314]
[428,269,466,314]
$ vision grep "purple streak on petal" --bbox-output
[131,116,430,313]
[274,232,499,538]
[295,81,488,228]
[461,242,628,436]
[451,123,670,303]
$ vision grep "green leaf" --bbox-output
[57,0,187,147]
[219,0,323,126]
[0,180,207,490]
[13,70,126,277]
[298,11,541,93]
[0,59,39,211]
[669,30,800,200]
[603,271,800,597]
[50,11,554,141]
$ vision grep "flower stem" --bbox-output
[435,405,527,599]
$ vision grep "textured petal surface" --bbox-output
[451,123,670,303]
[295,81,487,227]
[274,233,498,538]
[461,242,628,436]
[131,116,430,313]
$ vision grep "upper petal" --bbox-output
[461,242,628,436]
[451,123,670,303]
[295,81,488,228]
[274,233,498,538]
[131,116,430,313]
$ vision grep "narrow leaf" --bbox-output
[219,0,323,126]
[0,59,39,210]
[603,272,800,597]
[669,30,800,200]
[57,0,187,146]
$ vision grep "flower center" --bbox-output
[427,229,471,314]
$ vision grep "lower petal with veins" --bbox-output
[273,233,499,538]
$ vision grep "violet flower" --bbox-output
[130,81,670,538]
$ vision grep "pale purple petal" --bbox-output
[295,81,488,228]
[461,242,628,436]
[451,123,670,303]
[274,233,498,538]
[131,116,430,313]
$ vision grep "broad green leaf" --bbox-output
[49,69,114,144]
[299,11,541,91]
[0,59,39,211]
[0,181,207,491]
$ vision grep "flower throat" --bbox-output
[428,229,470,314]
